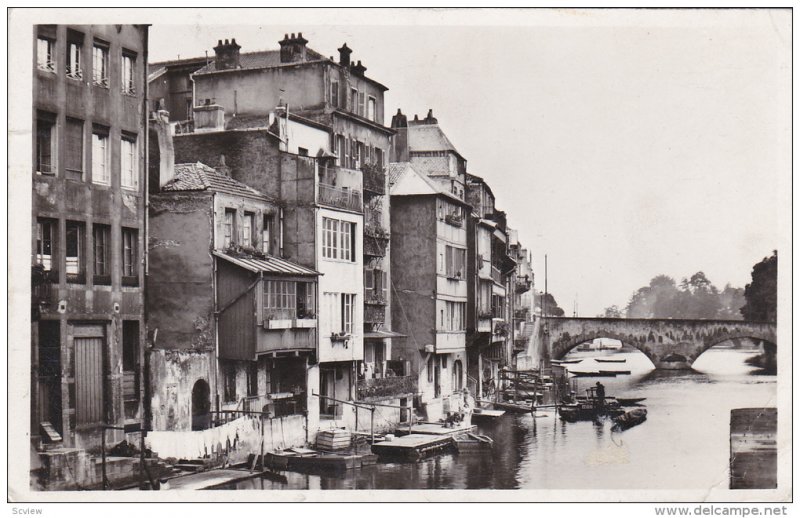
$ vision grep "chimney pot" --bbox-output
[291,33,295,39]
[224,38,229,45]
[298,32,303,38]
[217,39,222,46]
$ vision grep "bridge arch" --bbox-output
[543,317,776,370]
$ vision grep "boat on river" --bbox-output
[552,359,582,365]
[612,408,648,431]
[454,433,494,453]
[595,358,627,364]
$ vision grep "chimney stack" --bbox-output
[213,38,241,70]
[390,109,409,163]
[279,32,309,63]
[351,59,367,76]
[337,43,352,67]
[424,109,438,125]
[193,98,225,132]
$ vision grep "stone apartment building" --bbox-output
[465,174,517,398]
[31,24,149,451]
[388,110,471,421]
[164,33,411,430]
[147,56,208,121]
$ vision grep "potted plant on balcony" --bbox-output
[445,213,463,227]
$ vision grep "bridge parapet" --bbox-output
[538,317,776,370]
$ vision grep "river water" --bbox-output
[215,345,776,490]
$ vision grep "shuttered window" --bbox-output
[65,118,83,180]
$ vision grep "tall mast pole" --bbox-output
[544,254,548,318]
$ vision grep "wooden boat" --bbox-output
[558,402,624,422]
[568,370,618,378]
[595,358,627,364]
[612,408,648,431]
[492,400,536,413]
[264,447,376,472]
[454,433,494,453]
[552,359,582,364]
[615,397,646,406]
[471,407,506,421]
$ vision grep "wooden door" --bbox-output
[73,326,105,425]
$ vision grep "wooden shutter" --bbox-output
[74,327,105,425]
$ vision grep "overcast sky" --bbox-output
[149,9,791,316]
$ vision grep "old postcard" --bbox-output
[6,6,793,506]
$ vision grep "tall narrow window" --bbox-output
[122,228,138,284]
[247,363,258,397]
[91,129,109,185]
[36,218,57,271]
[93,224,111,284]
[37,37,55,72]
[65,221,85,283]
[341,294,354,334]
[120,135,138,189]
[330,80,339,108]
[375,148,384,168]
[322,217,337,259]
[65,118,84,181]
[223,209,235,248]
[262,214,272,254]
[336,135,345,167]
[222,362,237,402]
[340,220,352,261]
[242,212,253,247]
[358,91,366,117]
[121,51,136,95]
[367,96,376,121]
[122,321,140,405]
[92,41,109,87]
[350,88,358,113]
[36,114,55,175]
[66,31,83,79]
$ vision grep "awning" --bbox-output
[364,330,407,339]
[214,251,321,276]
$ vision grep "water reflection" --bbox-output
[214,345,775,491]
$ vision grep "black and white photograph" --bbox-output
[6,6,792,507]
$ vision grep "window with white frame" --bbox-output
[36,114,56,175]
[122,228,138,278]
[263,280,297,320]
[358,92,365,117]
[322,218,356,261]
[93,224,111,281]
[66,33,83,79]
[261,214,272,254]
[65,221,85,281]
[350,88,358,113]
[91,130,109,185]
[242,212,253,247]
[121,51,136,95]
[37,37,55,72]
[121,135,138,189]
[445,245,466,279]
[442,301,466,331]
[92,42,109,87]
[341,293,355,334]
[36,218,57,271]
[223,209,235,248]
[367,96,376,121]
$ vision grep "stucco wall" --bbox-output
[148,348,216,432]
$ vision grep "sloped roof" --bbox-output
[163,162,269,199]
[388,162,466,205]
[214,251,320,277]
[408,123,461,155]
[386,162,409,187]
[194,48,328,74]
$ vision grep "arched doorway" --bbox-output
[453,360,464,391]
[191,379,211,431]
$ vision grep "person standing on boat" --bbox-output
[595,382,606,411]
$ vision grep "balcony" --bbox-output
[514,308,530,321]
[491,266,503,284]
[262,308,317,330]
[318,182,362,212]
[445,213,464,228]
[362,164,386,196]
[515,275,532,293]
[356,375,417,402]
[364,303,386,325]
[364,234,388,257]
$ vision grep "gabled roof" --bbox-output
[194,48,327,74]
[388,162,466,206]
[162,162,269,200]
[408,123,462,157]
[214,251,320,277]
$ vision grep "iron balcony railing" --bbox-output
[356,376,417,402]
[362,164,386,195]
[364,303,386,325]
[318,182,362,212]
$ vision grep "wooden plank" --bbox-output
[75,335,104,425]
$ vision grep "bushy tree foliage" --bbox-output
[740,251,777,322]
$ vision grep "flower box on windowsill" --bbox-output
[293,318,317,328]
[122,276,139,287]
[330,332,351,342]
[93,274,112,286]
[66,272,86,285]
[264,318,293,330]
[446,273,464,281]
[445,214,463,228]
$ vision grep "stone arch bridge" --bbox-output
[541,317,776,370]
